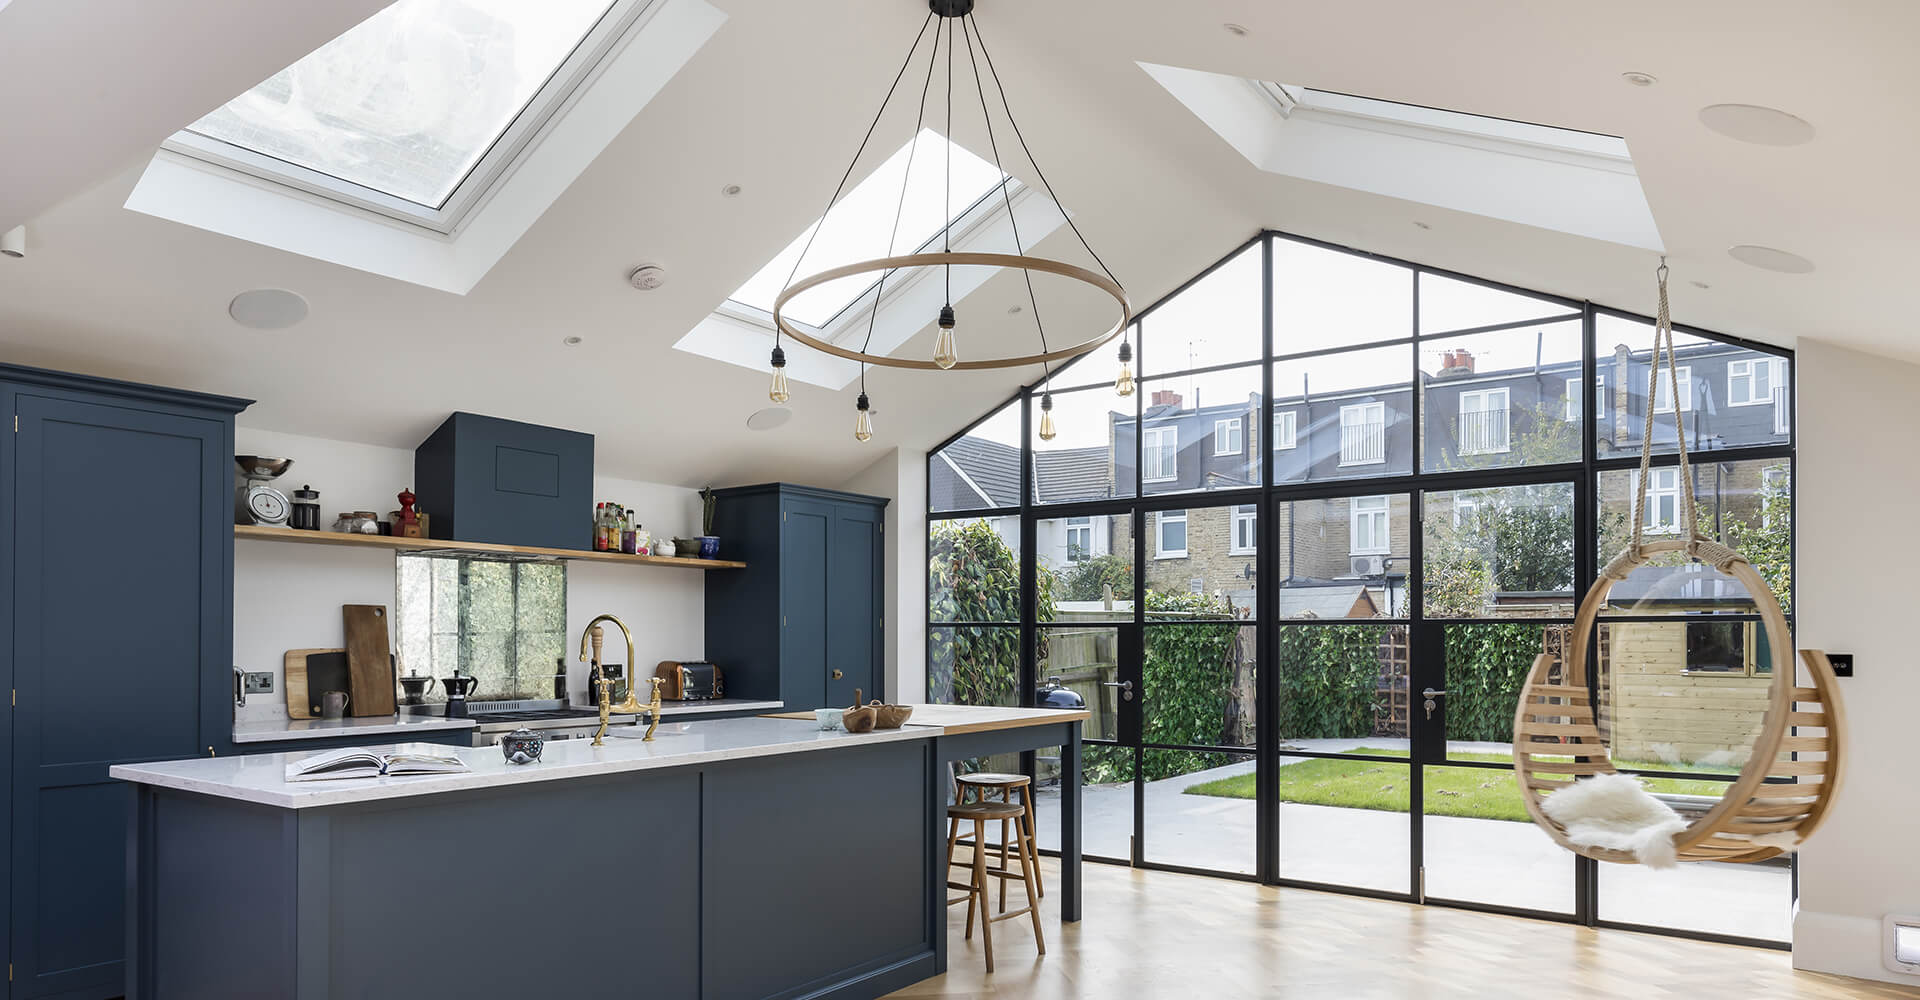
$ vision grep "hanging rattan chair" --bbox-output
[1511,262,1846,865]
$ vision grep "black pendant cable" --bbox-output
[769,0,1134,443]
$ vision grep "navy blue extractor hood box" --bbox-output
[415,412,594,550]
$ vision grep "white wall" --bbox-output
[839,447,927,704]
[233,427,705,721]
[1791,339,1920,988]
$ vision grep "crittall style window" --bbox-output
[926,231,1795,945]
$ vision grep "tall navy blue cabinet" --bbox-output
[704,484,888,712]
[0,364,248,998]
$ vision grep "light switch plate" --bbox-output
[1827,653,1854,677]
[243,672,275,694]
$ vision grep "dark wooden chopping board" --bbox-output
[342,604,398,717]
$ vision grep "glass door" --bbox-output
[1030,512,1137,863]
[1410,482,1580,915]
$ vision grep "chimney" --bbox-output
[1150,389,1184,409]
[1438,349,1475,375]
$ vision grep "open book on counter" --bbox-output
[285,743,471,782]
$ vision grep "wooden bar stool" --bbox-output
[955,772,1044,906]
[945,797,1044,973]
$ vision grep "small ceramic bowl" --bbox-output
[814,708,845,731]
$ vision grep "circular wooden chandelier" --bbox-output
[764,0,1135,440]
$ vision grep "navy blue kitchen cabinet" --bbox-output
[704,484,888,712]
[0,363,248,998]
[414,412,594,550]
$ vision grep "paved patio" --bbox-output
[1024,743,1791,942]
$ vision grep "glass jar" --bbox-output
[332,511,378,534]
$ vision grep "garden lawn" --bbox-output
[1184,747,1737,822]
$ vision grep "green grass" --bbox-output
[1183,747,1736,823]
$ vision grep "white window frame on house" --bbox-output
[1229,504,1258,555]
[1350,495,1391,555]
[1653,365,1694,414]
[1338,401,1387,467]
[1064,516,1093,562]
[1636,467,1682,534]
[1214,417,1244,456]
[1457,387,1511,455]
[1155,509,1188,559]
[1143,426,1180,483]
[1272,409,1298,450]
[1566,374,1602,422]
[1728,357,1784,407]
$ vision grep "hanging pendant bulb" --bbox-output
[1038,391,1057,441]
[1114,338,1135,397]
[933,304,959,369]
[854,391,874,442]
[768,346,791,404]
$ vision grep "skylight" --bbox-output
[182,0,623,213]
[730,128,1008,328]
[1140,63,1663,250]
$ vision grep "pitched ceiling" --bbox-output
[0,0,1911,489]
[0,0,393,229]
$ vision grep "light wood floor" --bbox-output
[891,859,1920,999]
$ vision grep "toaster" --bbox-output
[655,661,723,701]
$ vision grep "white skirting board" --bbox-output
[1793,907,1920,988]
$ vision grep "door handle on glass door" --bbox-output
[1102,680,1133,701]
[1422,688,1446,720]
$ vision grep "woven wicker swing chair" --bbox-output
[1511,263,1846,865]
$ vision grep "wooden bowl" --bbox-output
[872,702,913,729]
[841,705,878,734]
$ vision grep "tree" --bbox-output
[1725,463,1792,611]
[1058,553,1132,602]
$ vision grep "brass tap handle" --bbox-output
[589,626,605,672]
[642,677,666,742]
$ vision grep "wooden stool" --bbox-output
[945,798,1044,973]
[956,772,1044,907]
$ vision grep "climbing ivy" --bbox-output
[926,520,1054,707]
[1273,625,1396,739]
[1443,624,1559,742]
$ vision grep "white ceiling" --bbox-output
[0,0,392,229]
[0,0,1913,490]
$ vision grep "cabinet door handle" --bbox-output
[831,669,844,680]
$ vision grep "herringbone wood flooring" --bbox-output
[890,859,1920,999]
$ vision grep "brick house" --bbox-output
[930,341,1788,620]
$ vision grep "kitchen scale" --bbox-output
[234,455,294,526]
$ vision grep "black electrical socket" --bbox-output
[1826,654,1854,677]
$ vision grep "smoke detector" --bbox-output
[628,264,667,291]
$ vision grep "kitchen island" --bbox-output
[113,708,1085,1000]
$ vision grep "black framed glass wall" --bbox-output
[925,231,1796,947]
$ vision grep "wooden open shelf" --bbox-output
[234,524,746,569]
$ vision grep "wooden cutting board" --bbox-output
[304,652,352,717]
[282,647,339,720]
[342,605,397,717]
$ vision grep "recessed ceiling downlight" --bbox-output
[746,406,793,431]
[228,289,308,329]
[1699,104,1814,146]
[1728,244,1815,274]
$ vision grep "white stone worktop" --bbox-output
[114,717,934,810]
[232,714,478,744]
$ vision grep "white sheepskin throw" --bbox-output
[1540,773,1688,868]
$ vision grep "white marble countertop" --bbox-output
[117,717,933,810]
[232,714,478,744]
